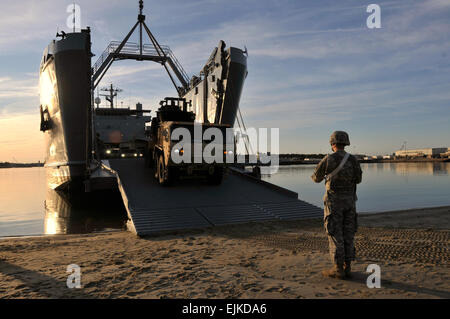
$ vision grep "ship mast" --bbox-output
[100,84,122,109]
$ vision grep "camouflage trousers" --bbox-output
[323,196,357,265]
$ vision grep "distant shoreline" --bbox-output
[0,163,44,169]
[359,158,450,164]
[276,157,450,165]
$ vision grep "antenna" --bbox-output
[100,84,123,109]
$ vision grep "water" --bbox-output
[0,167,127,238]
[0,167,47,237]
[1,163,449,237]
[263,162,450,213]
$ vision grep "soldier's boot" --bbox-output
[322,263,345,279]
[344,262,352,278]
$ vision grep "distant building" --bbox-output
[353,154,366,160]
[440,148,450,158]
[395,147,448,158]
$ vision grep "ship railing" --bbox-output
[92,41,190,85]
[161,46,190,85]
[92,45,112,78]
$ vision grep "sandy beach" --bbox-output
[0,206,449,299]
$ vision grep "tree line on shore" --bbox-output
[0,162,44,168]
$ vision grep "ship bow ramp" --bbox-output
[182,41,248,127]
[105,159,322,236]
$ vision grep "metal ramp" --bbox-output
[106,158,323,236]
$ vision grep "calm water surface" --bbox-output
[263,162,450,212]
[0,167,126,238]
[1,163,449,237]
[0,167,46,237]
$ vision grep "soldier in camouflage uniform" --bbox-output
[311,131,362,279]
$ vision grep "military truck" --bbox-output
[146,97,234,185]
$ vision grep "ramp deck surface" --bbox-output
[107,158,322,236]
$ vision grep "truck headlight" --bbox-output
[121,154,126,158]
[174,149,184,155]
[106,150,112,154]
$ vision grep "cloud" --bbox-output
[0,0,128,54]
[0,76,38,99]
[100,62,162,80]
[0,74,39,118]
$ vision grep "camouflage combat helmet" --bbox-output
[330,131,350,146]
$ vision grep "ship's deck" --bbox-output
[106,158,322,236]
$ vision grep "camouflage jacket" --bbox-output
[311,150,362,201]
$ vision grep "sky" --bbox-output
[0,0,449,162]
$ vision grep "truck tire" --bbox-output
[157,154,172,186]
[144,149,153,168]
[153,151,158,179]
[207,166,224,185]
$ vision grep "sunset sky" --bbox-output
[0,0,449,162]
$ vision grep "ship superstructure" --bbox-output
[94,84,151,159]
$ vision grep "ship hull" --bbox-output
[40,31,92,190]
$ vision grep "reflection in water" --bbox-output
[44,188,128,235]
[263,162,450,213]
[364,162,449,176]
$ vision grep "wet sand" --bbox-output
[0,206,449,299]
